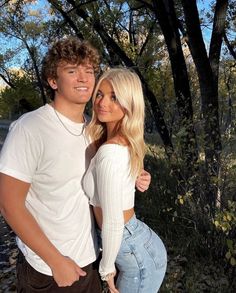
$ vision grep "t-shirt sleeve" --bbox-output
[0,120,41,183]
[96,153,124,277]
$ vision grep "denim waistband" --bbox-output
[96,214,140,236]
[124,214,139,235]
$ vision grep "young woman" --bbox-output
[83,68,167,293]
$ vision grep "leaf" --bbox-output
[225,251,231,259]
[214,220,219,227]
[230,257,236,266]
[226,239,233,250]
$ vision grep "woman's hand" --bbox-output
[135,169,151,192]
[107,276,119,293]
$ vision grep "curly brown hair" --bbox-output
[41,37,100,100]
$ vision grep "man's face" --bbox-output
[49,61,96,105]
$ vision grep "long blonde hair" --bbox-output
[87,68,146,178]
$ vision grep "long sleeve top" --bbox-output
[83,144,135,277]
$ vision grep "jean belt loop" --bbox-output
[124,215,137,235]
[125,224,134,235]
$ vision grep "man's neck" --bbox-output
[51,100,86,123]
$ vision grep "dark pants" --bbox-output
[16,251,102,293]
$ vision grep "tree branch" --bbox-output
[223,31,236,60]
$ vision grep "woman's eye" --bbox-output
[111,95,117,102]
[96,92,102,99]
[68,70,75,74]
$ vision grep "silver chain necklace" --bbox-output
[53,107,86,137]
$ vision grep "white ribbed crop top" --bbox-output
[83,144,136,276]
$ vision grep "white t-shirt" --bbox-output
[0,104,98,275]
[83,144,135,276]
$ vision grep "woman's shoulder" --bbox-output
[96,143,129,163]
[105,135,128,146]
[98,143,129,154]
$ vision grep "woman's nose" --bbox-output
[98,96,108,107]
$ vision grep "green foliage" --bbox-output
[214,201,236,234]
[135,134,236,292]
[213,201,236,267]
[0,74,42,119]
[0,1,235,291]
[226,239,236,266]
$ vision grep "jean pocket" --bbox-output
[116,239,141,272]
[144,229,167,270]
[26,262,54,291]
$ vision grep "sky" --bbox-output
[0,0,225,88]
[197,0,214,43]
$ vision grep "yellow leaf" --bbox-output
[222,226,227,232]
[227,214,232,221]
[179,198,184,205]
[225,251,231,259]
[214,220,219,227]
[230,257,236,266]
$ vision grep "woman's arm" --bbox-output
[96,156,125,279]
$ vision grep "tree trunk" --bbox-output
[153,0,198,173]
[181,0,227,211]
[223,32,236,60]
[209,0,229,85]
[24,41,47,105]
[53,0,175,157]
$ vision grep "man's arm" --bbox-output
[135,169,151,192]
[0,173,86,286]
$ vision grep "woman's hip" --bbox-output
[116,215,167,272]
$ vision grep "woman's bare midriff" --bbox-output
[93,206,134,230]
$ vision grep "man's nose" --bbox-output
[77,70,87,81]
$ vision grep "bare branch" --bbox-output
[223,31,236,60]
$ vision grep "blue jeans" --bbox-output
[99,215,167,293]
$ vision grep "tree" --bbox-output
[0,0,48,104]
[0,0,234,211]
[0,52,17,89]
[130,0,230,212]
[180,0,228,210]
[48,0,232,211]
[0,73,41,119]
[48,0,175,158]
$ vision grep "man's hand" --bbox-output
[51,256,86,287]
[135,169,151,192]
[0,174,86,288]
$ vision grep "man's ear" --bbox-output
[47,78,57,90]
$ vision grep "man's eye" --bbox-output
[86,69,94,74]
[68,70,75,73]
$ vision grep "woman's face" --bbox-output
[94,79,125,127]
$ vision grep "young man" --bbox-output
[0,37,150,292]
